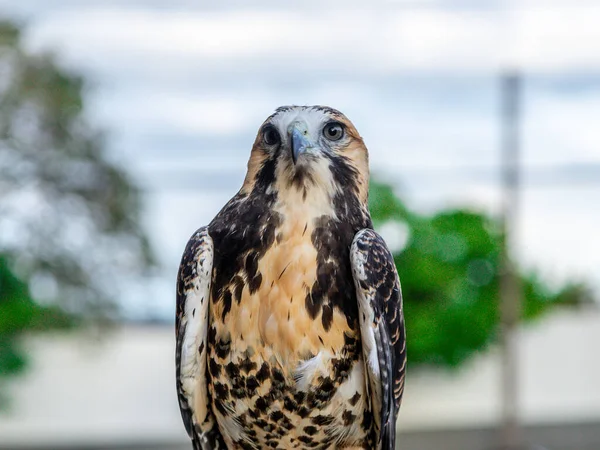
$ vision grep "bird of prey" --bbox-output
[176,105,406,450]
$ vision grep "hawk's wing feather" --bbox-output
[351,228,407,450]
[176,227,225,449]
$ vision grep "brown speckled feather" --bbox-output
[351,229,406,450]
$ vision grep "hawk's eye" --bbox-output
[323,122,344,141]
[262,125,281,146]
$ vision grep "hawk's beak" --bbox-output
[289,122,314,165]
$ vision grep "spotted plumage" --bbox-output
[176,105,406,450]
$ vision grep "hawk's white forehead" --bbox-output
[268,106,342,137]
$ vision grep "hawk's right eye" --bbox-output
[262,126,281,147]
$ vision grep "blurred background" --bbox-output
[0,1,599,449]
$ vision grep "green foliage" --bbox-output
[0,258,72,379]
[0,19,153,395]
[369,180,589,369]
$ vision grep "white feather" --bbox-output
[179,230,213,426]
[270,107,332,141]
[294,351,331,392]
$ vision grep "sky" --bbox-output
[1,0,598,319]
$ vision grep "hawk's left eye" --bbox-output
[323,122,344,141]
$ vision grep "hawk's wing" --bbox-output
[175,227,225,449]
[350,228,407,450]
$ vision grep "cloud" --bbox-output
[520,187,600,291]
[92,89,273,136]
[513,6,600,72]
[22,4,600,79]
[525,89,600,164]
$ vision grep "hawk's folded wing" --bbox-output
[350,228,407,450]
[175,227,225,449]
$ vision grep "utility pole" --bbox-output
[499,72,523,450]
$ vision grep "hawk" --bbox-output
[176,106,406,450]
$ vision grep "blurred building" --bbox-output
[1,307,599,450]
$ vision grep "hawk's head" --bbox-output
[242,106,369,214]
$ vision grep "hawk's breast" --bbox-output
[207,209,373,449]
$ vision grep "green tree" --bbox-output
[0,20,153,398]
[369,180,590,368]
